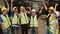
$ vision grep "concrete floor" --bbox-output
[38,17,46,34]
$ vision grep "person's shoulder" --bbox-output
[54,19,58,23]
[0,14,3,17]
[0,15,3,22]
[10,12,14,17]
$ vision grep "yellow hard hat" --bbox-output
[1,7,7,11]
[49,7,54,11]
[20,6,25,10]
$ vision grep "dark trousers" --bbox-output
[0,25,3,34]
[11,25,19,34]
[0,28,3,34]
[21,24,28,34]
[11,27,19,34]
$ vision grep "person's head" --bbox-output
[13,7,18,13]
[48,6,54,14]
[20,6,26,12]
[54,11,60,18]
[31,9,36,16]
[1,6,7,15]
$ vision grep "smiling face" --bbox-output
[31,11,36,16]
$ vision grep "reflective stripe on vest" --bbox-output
[45,14,50,24]
[49,19,59,34]
[20,12,28,24]
[46,14,50,17]
[30,15,38,27]
[11,14,19,24]
[1,14,11,29]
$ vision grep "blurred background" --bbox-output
[0,0,60,34]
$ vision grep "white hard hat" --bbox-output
[54,11,60,17]
[32,9,36,12]
[13,7,17,11]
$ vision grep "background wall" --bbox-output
[0,0,5,8]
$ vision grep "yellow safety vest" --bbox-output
[49,19,59,34]
[46,14,59,34]
[20,12,28,24]
[11,14,19,24]
[0,14,11,29]
[46,14,53,24]
[46,14,55,24]
[30,15,38,27]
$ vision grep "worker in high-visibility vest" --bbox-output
[0,6,11,34]
[10,0,20,34]
[46,6,59,34]
[11,7,19,34]
[42,1,59,34]
[46,7,54,34]
[30,9,39,34]
[0,0,11,34]
[49,12,59,34]
[19,6,29,34]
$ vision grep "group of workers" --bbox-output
[0,0,60,34]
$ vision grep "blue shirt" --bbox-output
[10,12,14,17]
[0,17,3,22]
